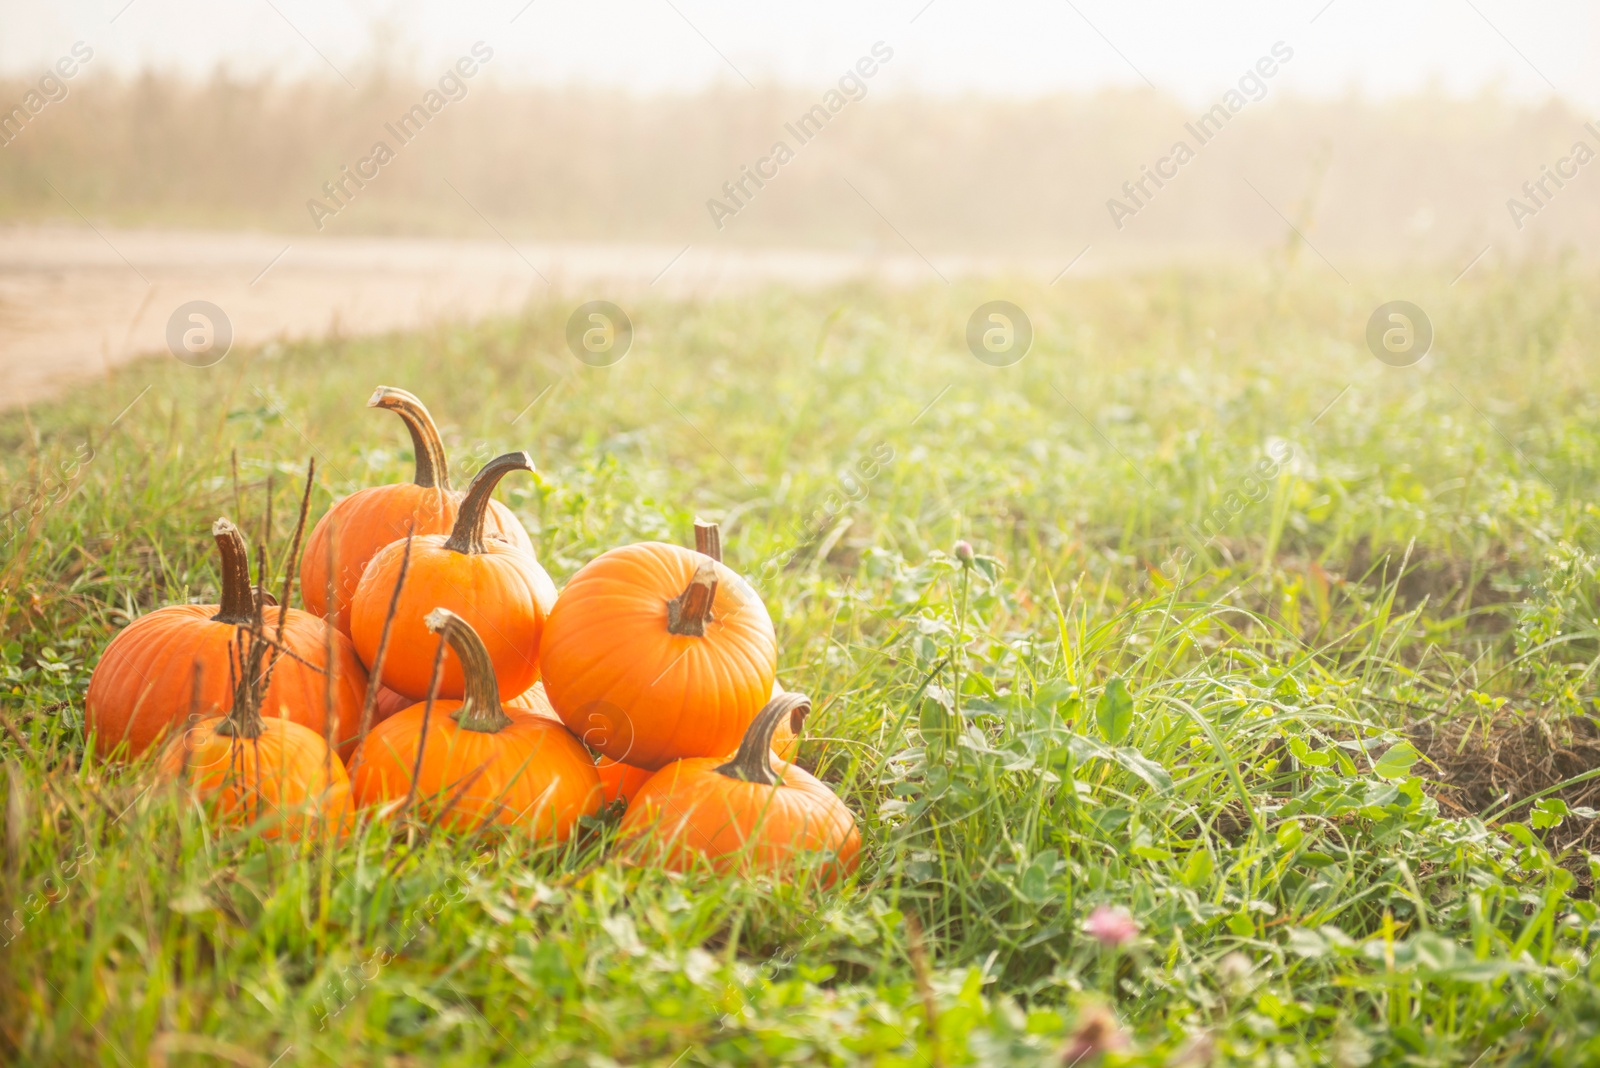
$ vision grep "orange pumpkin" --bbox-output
[619,692,859,883]
[590,520,796,801]
[348,609,600,837]
[158,627,351,840]
[86,518,368,759]
[540,525,777,770]
[351,451,556,701]
[301,386,533,635]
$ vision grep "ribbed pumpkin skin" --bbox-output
[348,704,600,836]
[349,536,557,701]
[540,543,777,770]
[158,716,352,840]
[301,484,531,636]
[86,605,368,760]
[620,757,859,884]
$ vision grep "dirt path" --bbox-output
[0,226,1034,410]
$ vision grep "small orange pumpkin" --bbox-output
[350,452,557,701]
[86,518,368,759]
[301,387,533,635]
[348,609,600,837]
[158,628,351,840]
[590,521,795,803]
[619,692,859,883]
[540,523,777,770]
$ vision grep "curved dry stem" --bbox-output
[425,608,511,733]
[443,452,532,555]
[368,386,452,491]
[714,692,809,786]
[209,518,258,625]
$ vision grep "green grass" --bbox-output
[4,264,1600,1065]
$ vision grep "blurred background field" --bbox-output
[1,76,1597,264]
[7,71,1599,408]
[4,1,1598,408]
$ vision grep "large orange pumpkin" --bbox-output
[619,692,859,883]
[540,525,777,770]
[158,627,352,840]
[590,520,794,803]
[301,386,533,636]
[86,518,367,759]
[350,452,556,701]
[348,609,600,837]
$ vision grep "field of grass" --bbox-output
[3,264,1600,1065]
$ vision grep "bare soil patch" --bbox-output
[0,226,1018,410]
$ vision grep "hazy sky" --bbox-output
[2,0,1595,107]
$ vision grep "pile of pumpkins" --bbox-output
[83,386,859,881]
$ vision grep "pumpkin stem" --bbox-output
[425,608,512,733]
[714,692,809,786]
[666,560,718,636]
[210,518,260,625]
[369,386,452,491]
[694,519,722,563]
[442,452,533,555]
